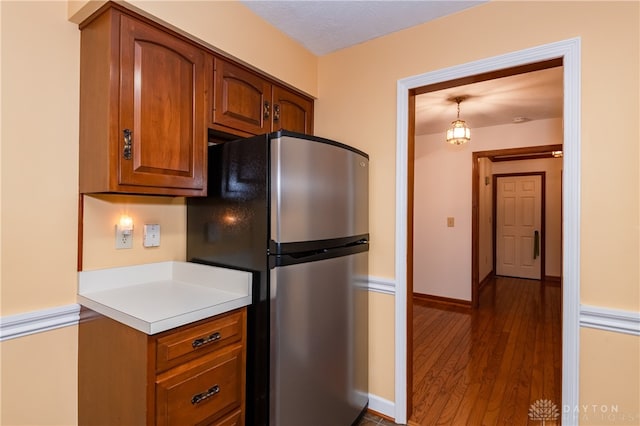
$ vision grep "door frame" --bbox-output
[493,172,546,280]
[395,38,581,424]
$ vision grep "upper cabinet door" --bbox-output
[272,86,314,135]
[118,15,208,193]
[212,58,272,136]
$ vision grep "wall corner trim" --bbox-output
[580,304,640,336]
[0,304,80,342]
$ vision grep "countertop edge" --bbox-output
[77,294,252,335]
[148,296,252,334]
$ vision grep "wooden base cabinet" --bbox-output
[78,307,247,426]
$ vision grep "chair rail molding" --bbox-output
[368,276,396,295]
[581,304,640,336]
[0,304,80,342]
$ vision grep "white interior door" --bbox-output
[496,175,542,279]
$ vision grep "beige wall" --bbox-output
[580,328,640,424]
[1,326,79,425]
[413,119,562,299]
[316,0,639,420]
[2,0,639,424]
[1,0,80,317]
[1,2,81,423]
[368,291,395,402]
[82,195,186,270]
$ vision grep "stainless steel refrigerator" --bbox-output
[187,130,369,426]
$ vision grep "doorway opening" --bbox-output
[473,145,562,305]
[395,38,581,424]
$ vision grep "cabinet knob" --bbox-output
[123,129,132,160]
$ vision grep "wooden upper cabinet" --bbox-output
[212,58,271,136]
[79,3,314,196]
[79,5,210,196]
[272,85,314,135]
[212,58,314,137]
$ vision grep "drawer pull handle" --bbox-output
[191,385,220,405]
[192,332,221,348]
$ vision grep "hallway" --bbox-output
[410,277,562,425]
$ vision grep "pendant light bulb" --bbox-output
[446,97,471,145]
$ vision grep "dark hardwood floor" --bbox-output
[409,276,562,426]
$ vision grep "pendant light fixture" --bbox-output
[446,96,471,145]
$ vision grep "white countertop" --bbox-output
[78,261,252,334]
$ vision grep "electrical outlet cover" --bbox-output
[115,224,133,249]
[143,224,160,247]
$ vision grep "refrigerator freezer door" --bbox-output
[269,252,368,426]
[270,135,368,244]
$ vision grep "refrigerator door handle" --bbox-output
[271,241,369,268]
[346,238,369,246]
[289,248,329,260]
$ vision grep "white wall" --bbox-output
[492,157,563,277]
[413,118,562,300]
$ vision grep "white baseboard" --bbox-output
[0,304,80,342]
[368,393,395,419]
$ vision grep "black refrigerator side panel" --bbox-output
[186,134,270,426]
[187,135,269,271]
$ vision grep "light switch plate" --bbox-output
[143,224,160,247]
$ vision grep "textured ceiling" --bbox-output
[240,0,486,55]
[240,0,563,134]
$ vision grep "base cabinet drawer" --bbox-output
[156,309,244,372]
[156,346,243,426]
